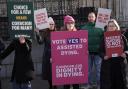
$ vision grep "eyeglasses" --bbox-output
[50,24,54,25]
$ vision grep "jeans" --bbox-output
[12,80,32,89]
[88,54,102,86]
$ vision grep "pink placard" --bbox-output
[51,30,88,85]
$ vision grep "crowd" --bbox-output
[0,11,128,89]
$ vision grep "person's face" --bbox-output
[66,22,75,31]
[49,23,55,30]
[107,22,117,31]
[88,13,96,23]
[19,35,25,44]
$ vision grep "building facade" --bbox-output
[0,0,128,40]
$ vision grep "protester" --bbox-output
[0,36,34,89]
[80,12,103,89]
[35,17,57,89]
[61,15,79,89]
[100,19,128,89]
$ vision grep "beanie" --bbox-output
[64,15,75,24]
[48,17,55,24]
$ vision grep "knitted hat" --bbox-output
[64,15,75,24]
[48,17,55,24]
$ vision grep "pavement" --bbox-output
[1,76,50,89]
[1,76,95,89]
[2,65,128,89]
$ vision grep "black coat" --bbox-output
[0,39,34,83]
[36,29,52,80]
[100,34,128,89]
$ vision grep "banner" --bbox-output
[95,8,111,29]
[51,30,88,85]
[104,31,123,57]
[7,2,34,39]
[34,8,49,30]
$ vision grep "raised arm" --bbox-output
[0,40,15,61]
[35,29,45,44]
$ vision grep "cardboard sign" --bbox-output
[34,8,49,30]
[95,8,112,29]
[51,30,88,85]
[104,31,123,57]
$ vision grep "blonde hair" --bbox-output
[107,19,120,30]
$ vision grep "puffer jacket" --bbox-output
[81,22,104,53]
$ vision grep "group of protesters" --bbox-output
[0,11,128,89]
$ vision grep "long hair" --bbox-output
[107,19,120,31]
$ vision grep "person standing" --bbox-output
[100,19,128,89]
[61,15,79,89]
[80,12,103,89]
[35,17,57,89]
[0,36,34,89]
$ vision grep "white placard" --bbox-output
[95,8,112,29]
[34,8,50,30]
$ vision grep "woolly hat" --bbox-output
[48,17,55,24]
[64,15,75,24]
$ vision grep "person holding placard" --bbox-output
[61,15,79,89]
[100,19,128,89]
[35,17,57,89]
[0,36,34,89]
[80,12,103,89]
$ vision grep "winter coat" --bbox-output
[36,29,53,80]
[0,39,34,83]
[100,33,128,89]
[81,22,104,53]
